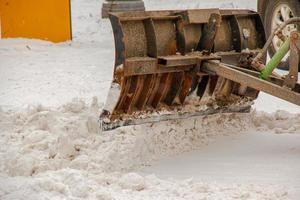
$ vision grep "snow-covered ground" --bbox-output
[0,0,299,199]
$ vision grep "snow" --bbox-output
[0,0,299,199]
[141,131,300,197]
[1,100,298,199]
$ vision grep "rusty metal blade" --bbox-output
[101,9,268,130]
[101,104,252,131]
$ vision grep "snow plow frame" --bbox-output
[100,9,300,131]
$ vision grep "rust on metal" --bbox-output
[151,73,173,108]
[284,31,300,88]
[135,74,157,109]
[178,72,193,104]
[164,71,185,105]
[178,9,220,24]
[202,60,300,106]
[124,57,157,76]
[126,75,145,113]
[158,55,198,67]
[197,13,221,53]
[101,8,274,130]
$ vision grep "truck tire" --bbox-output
[263,0,300,69]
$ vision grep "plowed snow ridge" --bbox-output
[0,98,299,199]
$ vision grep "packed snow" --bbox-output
[0,0,299,199]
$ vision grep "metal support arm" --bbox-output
[202,60,300,106]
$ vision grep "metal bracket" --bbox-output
[202,60,300,106]
[284,31,300,88]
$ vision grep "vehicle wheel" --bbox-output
[263,0,300,70]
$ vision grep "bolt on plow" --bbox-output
[100,9,300,131]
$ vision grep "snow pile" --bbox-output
[0,97,298,199]
[0,98,253,176]
[252,110,300,134]
[0,170,289,200]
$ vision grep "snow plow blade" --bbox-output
[100,9,267,131]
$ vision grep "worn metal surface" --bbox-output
[202,60,300,106]
[102,103,252,131]
[101,9,268,130]
[284,31,300,88]
[101,0,145,18]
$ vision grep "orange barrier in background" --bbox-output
[0,0,72,42]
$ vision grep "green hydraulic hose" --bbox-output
[260,37,291,80]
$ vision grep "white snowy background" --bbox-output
[0,0,299,199]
